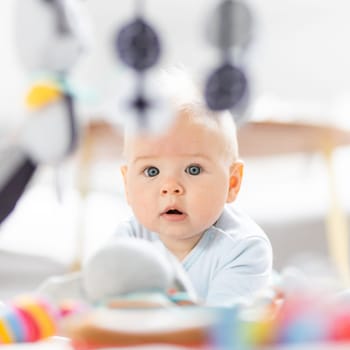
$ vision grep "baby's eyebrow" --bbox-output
[132,153,210,164]
[186,153,210,160]
[132,155,155,164]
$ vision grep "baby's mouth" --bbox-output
[160,207,186,218]
[165,209,183,215]
[160,208,186,221]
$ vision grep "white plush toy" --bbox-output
[0,0,91,224]
[38,238,199,306]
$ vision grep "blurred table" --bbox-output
[77,120,350,161]
[237,121,350,157]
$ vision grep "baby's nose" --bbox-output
[160,180,184,195]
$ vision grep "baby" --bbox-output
[38,69,272,307]
[115,69,273,306]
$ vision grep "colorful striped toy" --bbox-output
[0,296,85,344]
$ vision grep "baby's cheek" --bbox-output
[131,190,154,214]
[131,194,149,210]
[201,194,225,218]
[129,181,146,197]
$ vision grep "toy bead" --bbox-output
[15,298,57,340]
[115,18,161,72]
[0,306,17,343]
[13,306,40,342]
[204,62,247,111]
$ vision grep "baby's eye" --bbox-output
[144,166,159,177]
[185,165,202,176]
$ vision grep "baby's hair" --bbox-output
[123,65,239,161]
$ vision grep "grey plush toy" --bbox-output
[38,238,198,306]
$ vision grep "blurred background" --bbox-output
[1,0,350,298]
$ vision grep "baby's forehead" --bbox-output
[126,113,217,145]
[124,113,236,162]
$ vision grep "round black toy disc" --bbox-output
[116,18,161,72]
[204,63,247,111]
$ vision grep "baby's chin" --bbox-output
[156,227,206,243]
[141,218,209,241]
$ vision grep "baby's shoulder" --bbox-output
[206,206,272,267]
[212,205,271,249]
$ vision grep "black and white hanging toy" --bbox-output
[114,0,161,131]
[204,0,253,123]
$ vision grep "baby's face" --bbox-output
[121,112,243,245]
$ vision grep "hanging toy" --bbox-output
[0,0,91,225]
[114,0,162,131]
[20,80,77,164]
[14,0,92,158]
[204,0,253,124]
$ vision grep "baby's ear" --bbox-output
[120,165,129,200]
[120,165,128,183]
[226,161,244,203]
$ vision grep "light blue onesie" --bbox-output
[114,205,273,306]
